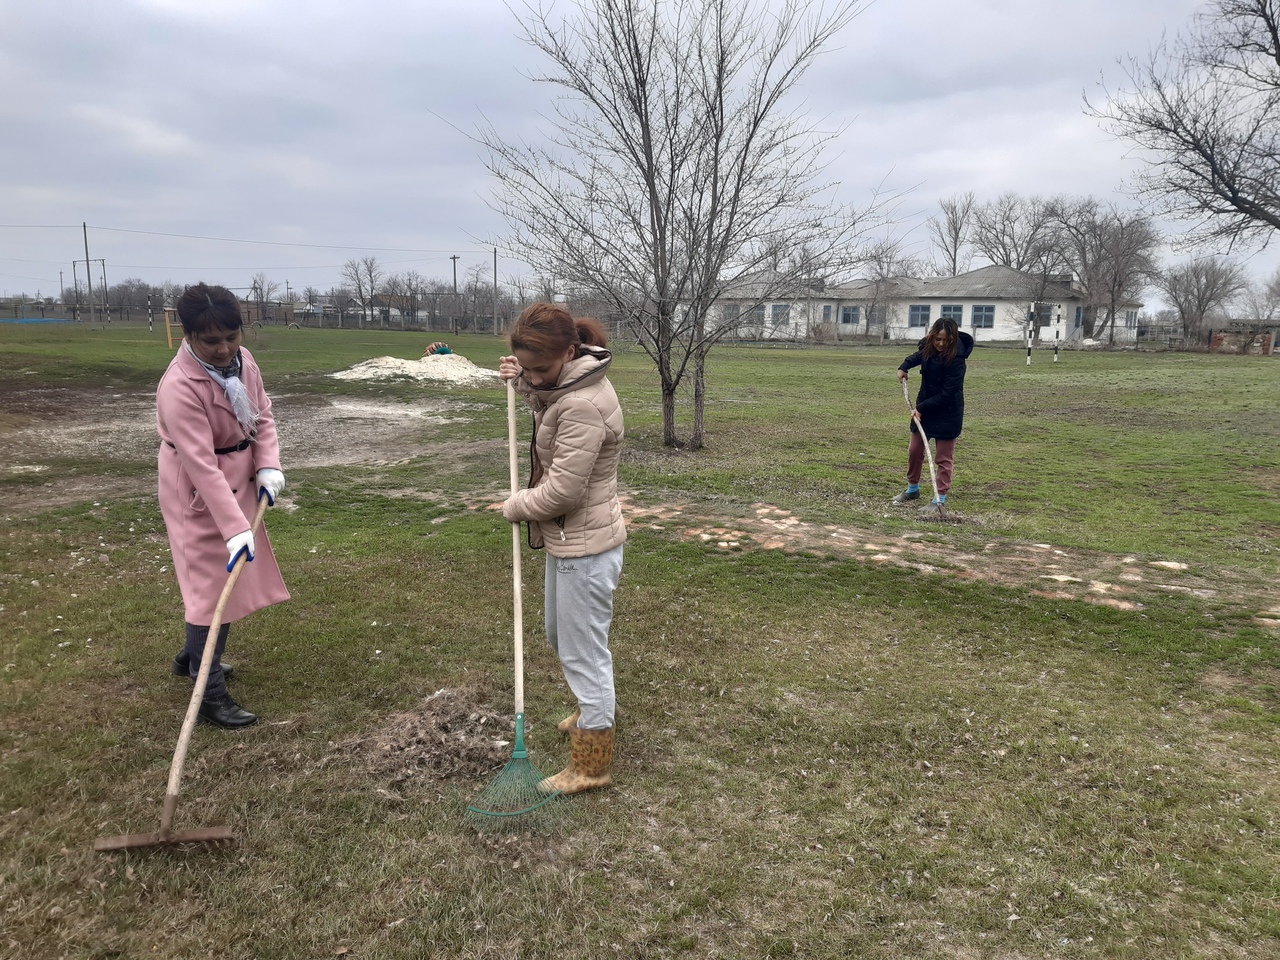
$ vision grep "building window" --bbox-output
[749,304,765,325]
[822,304,832,323]
[1075,306,1083,329]
[840,305,860,326]
[909,304,930,328]
[972,305,994,329]
[771,303,791,325]
[940,304,963,326]
[721,302,740,324]
[1125,309,1138,329]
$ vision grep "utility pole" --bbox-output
[100,262,111,323]
[450,254,460,336]
[492,248,498,335]
[83,222,96,326]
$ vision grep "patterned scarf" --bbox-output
[184,340,260,435]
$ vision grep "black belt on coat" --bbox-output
[165,438,252,456]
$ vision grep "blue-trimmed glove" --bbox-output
[257,468,285,506]
[226,530,256,571]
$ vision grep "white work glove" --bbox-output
[226,530,256,571]
[257,468,286,506]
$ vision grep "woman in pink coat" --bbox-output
[157,283,289,729]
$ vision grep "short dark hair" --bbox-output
[176,283,243,336]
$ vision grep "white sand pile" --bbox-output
[331,353,501,387]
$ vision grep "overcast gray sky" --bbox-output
[4,0,1270,302]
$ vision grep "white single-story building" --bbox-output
[711,264,1143,344]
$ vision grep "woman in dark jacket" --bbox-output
[893,317,974,509]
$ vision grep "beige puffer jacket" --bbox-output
[503,345,626,558]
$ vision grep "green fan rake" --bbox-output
[465,380,567,832]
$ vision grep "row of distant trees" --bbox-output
[915,191,1274,345]
[50,259,566,331]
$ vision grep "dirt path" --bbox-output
[4,386,1276,628]
[619,494,1279,626]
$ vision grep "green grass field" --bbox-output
[1,322,1278,959]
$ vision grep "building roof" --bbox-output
[912,264,1079,301]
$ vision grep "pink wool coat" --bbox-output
[156,344,290,625]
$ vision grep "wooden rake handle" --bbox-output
[161,495,270,834]
[901,376,943,505]
[508,380,525,717]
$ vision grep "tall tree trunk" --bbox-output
[661,382,678,447]
[691,347,707,451]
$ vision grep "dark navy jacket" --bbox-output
[898,331,974,441]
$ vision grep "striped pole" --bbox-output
[1026,328,1032,365]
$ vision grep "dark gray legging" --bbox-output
[182,622,231,700]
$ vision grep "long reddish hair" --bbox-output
[509,302,607,358]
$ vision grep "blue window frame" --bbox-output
[908,304,930,328]
[840,305,860,325]
[940,304,963,327]
[1075,306,1083,329]
[822,304,832,323]
[771,303,790,325]
[972,305,995,329]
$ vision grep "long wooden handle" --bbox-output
[901,377,942,501]
[508,381,525,716]
[161,495,270,833]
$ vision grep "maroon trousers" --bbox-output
[907,432,956,495]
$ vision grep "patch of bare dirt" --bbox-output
[617,494,1276,616]
[0,386,483,516]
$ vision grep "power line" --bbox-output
[85,224,496,255]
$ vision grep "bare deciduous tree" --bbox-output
[342,257,383,328]
[1090,212,1162,342]
[971,193,1062,274]
[927,192,975,276]
[1157,256,1249,342]
[324,284,354,328]
[851,238,921,342]
[480,0,885,448]
[1241,264,1280,319]
[249,272,280,321]
[1087,0,1280,250]
[1046,197,1162,340]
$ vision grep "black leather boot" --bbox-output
[172,651,234,681]
[197,695,258,729]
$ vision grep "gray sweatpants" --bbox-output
[544,545,624,731]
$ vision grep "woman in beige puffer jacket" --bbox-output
[500,302,625,795]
